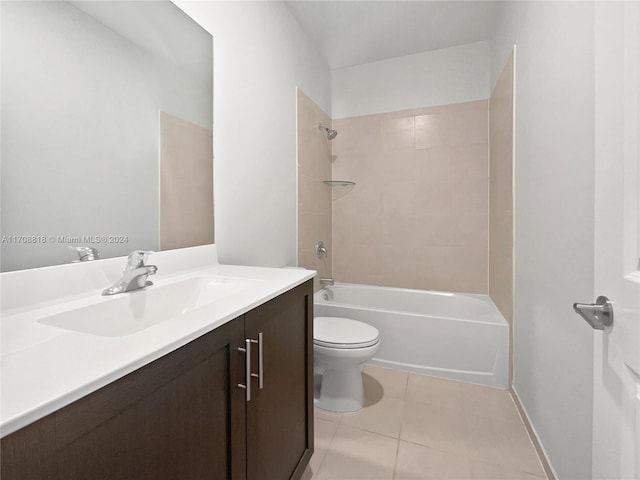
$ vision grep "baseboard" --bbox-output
[509,386,558,480]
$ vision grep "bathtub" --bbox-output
[314,283,509,388]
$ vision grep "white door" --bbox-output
[592,3,640,479]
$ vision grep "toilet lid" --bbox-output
[314,316,380,349]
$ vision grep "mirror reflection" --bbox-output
[1,1,214,272]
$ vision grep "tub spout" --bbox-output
[322,287,334,301]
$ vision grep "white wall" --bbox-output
[492,3,595,479]
[332,40,490,119]
[174,1,331,267]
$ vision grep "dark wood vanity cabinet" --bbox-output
[1,280,314,480]
[245,281,314,480]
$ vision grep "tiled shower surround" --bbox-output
[332,101,489,293]
[297,90,333,291]
[160,111,214,251]
[489,52,515,325]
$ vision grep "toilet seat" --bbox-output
[314,316,380,349]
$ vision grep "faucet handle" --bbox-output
[126,250,154,268]
[68,246,99,262]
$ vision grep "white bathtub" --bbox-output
[314,283,509,388]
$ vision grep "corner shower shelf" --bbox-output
[323,180,356,187]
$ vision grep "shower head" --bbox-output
[319,124,338,140]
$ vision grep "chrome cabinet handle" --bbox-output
[249,332,264,389]
[573,296,614,330]
[237,339,251,401]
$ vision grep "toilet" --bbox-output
[313,316,381,412]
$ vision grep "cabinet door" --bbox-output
[244,280,313,480]
[1,317,247,480]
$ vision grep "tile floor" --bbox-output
[302,365,547,480]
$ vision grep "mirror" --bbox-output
[1,1,214,272]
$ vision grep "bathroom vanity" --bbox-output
[0,246,315,480]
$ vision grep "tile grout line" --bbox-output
[312,413,341,479]
[392,435,401,480]
[392,370,411,479]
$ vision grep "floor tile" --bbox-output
[468,415,545,476]
[315,406,343,423]
[318,423,398,479]
[470,460,546,479]
[361,372,386,407]
[312,367,547,480]
[363,364,409,400]
[308,418,340,475]
[395,441,472,479]
[400,399,471,456]
[406,373,464,409]
[341,395,404,438]
[300,464,314,480]
[460,383,521,424]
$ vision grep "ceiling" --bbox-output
[284,1,499,69]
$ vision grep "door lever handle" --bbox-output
[573,296,614,330]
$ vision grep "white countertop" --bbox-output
[0,246,314,437]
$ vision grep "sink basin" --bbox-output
[38,276,254,337]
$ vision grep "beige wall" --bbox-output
[332,101,489,293]
[489,52,514,325]
[297,89,332,291]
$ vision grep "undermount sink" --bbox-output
[38,276,254,337]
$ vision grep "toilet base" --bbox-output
[314,366,365,412]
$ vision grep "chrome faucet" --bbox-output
[322,288,334,301]
[69,245,99,262]
[102,250,157,296]
[316,241,327,259]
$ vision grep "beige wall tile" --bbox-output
[449,100,489,146]
[412,176,456,217]
[299,213,320,254]
[414,146,451,179]
[159,111,214,251]
[298,175,316,215]
[297,89,333,290]
[383,116,414,150]
[488,51,514,333]
[415,212,488,249]
[333,115,384,158]
[415,114,450,149]
[332,101,489,293]
[449,144,490,179]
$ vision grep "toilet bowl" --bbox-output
[314,316,381,412]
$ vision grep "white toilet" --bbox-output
[313,316,381,412]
